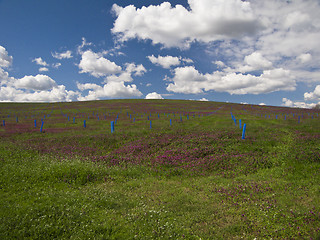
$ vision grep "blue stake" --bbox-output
[242,124,247,140]
[111,121,114,133]
[150,120,152,129]
[187,115,189,120]
[298,116,300,124]
[73,117,75,124]
[2,120,5,127]
[34,119,36,127]
[170,119,172,126]
[84,120,86,128]
[239,119,242,129]
[180,116,182,122]
[40,121,44,133]
[16,117,18,123]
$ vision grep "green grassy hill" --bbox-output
[1,99,319,239]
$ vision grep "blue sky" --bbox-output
[1,0,320,108]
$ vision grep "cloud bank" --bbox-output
[0,46,78,102]
[166,66,295,95]
[112,0,262,48]
[77,49,146,100]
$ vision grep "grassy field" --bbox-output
[0,99,319,239]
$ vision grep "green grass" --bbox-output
[1,99,320,239]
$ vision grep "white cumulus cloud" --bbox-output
[145,92,164,99]
[232,52,273,73]
[242,52,272,71]
[166,66,207,94]
[0,46,13,68]
[147,55,181,69]
[0,68,13,86]
[304,85,320,101]
[282,98,293,107]
[14,74,57,91]
[79,50,122,77]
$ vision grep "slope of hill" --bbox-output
[1,99,319,239]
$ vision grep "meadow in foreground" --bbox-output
[0,99,319,239]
